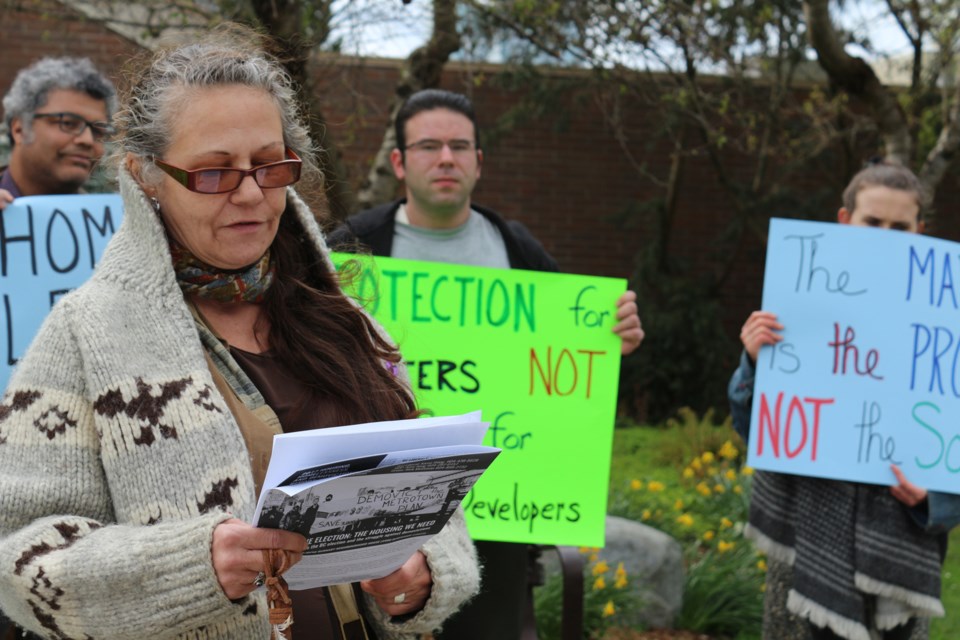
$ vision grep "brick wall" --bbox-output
[315,57,960,342]
[7,6,960,358]
[0,2,140,91]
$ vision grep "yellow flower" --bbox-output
[701,451,715,464]
[720,517,733,529]
[674,499,684,510]
[719,440,739,460]
[742,466,754,476]
[630,479,643,491]
[696,482,712,496]
[757,559,768,572]
[615,574,628,589]
[725,469,737,481]
[733,485,743,494]
[682,467,695,479]
[592,560,610,576]
[690,458,703,471]
[641,509,651,521]
[676,513,694,527]
[702,530,715,541]
[589,553,599,563]
[713,484,726,494]
[718,540,735,553]
[615,562,627,581]
[602,600,616,617]
[647,480,665,492]
[593,576,606,590]
[579,546,592,554]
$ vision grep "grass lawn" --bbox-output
[609,424,960,639]
[931,530,960,639]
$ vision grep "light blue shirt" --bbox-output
[391,205,511,269]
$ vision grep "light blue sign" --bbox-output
[749,218,960,493]
[0,193,122,390]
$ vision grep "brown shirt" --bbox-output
[230,347,349,432]
[228,347,371,640]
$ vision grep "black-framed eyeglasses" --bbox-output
[404,139,476,154]
[154,148,303,194]
[32,112,115,142]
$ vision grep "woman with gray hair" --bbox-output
[0,27,478,640]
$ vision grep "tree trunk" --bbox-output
[802,0,912,165]
[249,0,356,220]
[353,0,461,212]
[918,77,960,229]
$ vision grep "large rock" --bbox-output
[541,515,684,629]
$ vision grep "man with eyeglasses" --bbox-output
[1,57,116,211]
[330,88,644,640]
[0,56,114,640]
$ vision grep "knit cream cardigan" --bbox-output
[0,169,479,639]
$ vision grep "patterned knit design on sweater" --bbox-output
[0,169,479,640]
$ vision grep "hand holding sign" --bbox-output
[612,290,644,356]
[334,253,624,546]
[740,311,784,363]
[889,464,928,507]
[747,219,960,495]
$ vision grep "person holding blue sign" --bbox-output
[0,57,116,210]
[0,27,479,640]
[330,89,644,640]
[729,163,960,640]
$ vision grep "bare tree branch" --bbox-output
[249,0,356,218]
[354,0,461,211]
[803,0,912,164]
[918,72,960,220]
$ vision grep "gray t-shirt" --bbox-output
[391,205,511,269]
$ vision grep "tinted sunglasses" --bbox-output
[154,148,302,194]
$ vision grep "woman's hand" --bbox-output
[360,551,432,617]
[740,311,784,363]
[890,465,928,508]
[212,518,307,599]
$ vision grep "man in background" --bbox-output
[331,88,644,640]
[0,55,115,640]
[0,56,116,211]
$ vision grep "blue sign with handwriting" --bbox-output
[0,194,122,391]
[749,218,960,493]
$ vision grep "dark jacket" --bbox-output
[327,199,560,273]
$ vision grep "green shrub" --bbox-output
[609,427,751,549]
[534,550,645,640]
[677,545,764,637]
[651,407,744,467]
[618,244,738,423]
[607,411,764,637]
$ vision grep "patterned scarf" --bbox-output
[746,471,944,640]
[170,240,276,303]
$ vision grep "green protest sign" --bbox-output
[332,253,624,547]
